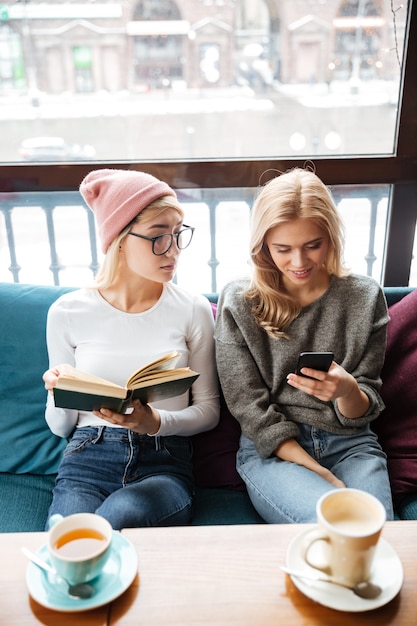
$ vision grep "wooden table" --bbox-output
[5,522,417,624]
[109,522,417,626]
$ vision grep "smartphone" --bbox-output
[296,352,334,378]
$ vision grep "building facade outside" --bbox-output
[0,0,405,96]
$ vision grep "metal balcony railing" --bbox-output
[0,186,389,292]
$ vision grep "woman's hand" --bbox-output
[42,366,64,393]
[287,361,350,401]
[286,362,369,418]
[276,438,346,488]
[319,467,346,489]
[93,399,161,435]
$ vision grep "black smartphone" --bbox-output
[296,352,334,378]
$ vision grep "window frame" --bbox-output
[0,1,416,287]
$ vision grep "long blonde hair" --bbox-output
[94,195,184,289]
[246,168,349,339]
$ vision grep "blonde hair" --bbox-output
[246,168,349,339]
[94,195,184,289]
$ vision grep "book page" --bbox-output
[128,367,195,388]
[55,352,185,397]
[125,350,181,386]
[58,364,122,389]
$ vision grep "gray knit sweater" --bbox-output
[214,274,389,459]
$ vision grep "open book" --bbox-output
[52,350,199,413]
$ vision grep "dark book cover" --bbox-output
[53,373,199,412]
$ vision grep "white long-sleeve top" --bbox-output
[45,283,220,439]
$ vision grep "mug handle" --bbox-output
[48,513,64,529]
[300,527,332,576]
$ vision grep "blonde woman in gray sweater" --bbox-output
[215,168,393,523]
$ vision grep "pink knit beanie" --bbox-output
[80,168,176,253]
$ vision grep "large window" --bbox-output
[0,0,410,162]
[0,0,416,288]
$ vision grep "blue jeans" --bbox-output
[47,426,194,530]
[237,424,394,524]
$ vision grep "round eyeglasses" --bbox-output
[127,225,195,256]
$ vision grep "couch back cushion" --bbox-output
[0,283,73,473]
[192,392,245,491]
[373,289,417,506]
[192,301,245,491]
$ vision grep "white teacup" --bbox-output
[47,513,113,585]
[301,488,386,586]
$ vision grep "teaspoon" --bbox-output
[22,546,94,600]
[281,565,382,599]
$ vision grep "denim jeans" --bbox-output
[47,426,194,530]
[237,424,394,524]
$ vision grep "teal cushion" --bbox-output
[397,494,417,520]
[192,488,264,525]
[0,472,56,531]
[0,283,74,474]
[383,286,415,307]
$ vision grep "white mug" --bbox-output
[47,513,113,585]
[301,488,386,586]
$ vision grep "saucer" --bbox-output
[285,528,403,612]
[25,531,137,612]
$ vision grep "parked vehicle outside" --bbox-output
[19,136,96,162]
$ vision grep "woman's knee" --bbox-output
[97,476,193,529]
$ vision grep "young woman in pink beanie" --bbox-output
[42,168,220,529]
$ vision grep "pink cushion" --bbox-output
[191,302,245,491]
[373,290,417,506]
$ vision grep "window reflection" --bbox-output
[334,0,390,83]
[132,0,183,89]
[73,46,93,93]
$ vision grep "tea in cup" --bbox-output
[47,513,113,585]
[301,488,386,586]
